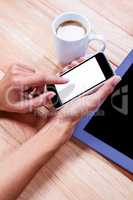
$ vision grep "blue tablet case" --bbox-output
[74,50,133,174]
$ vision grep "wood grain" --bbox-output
[0,1,133,200]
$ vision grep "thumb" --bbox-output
[93,75,121,103]
[76,75,121,117]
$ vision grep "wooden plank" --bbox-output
[81,0,133,36]
[45,0,133,65]
[0,1,132,200]
[0,0,132,70]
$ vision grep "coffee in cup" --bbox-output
[56,20,88,41]
[52,12,106,64]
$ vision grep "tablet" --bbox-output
[74,50,133,174]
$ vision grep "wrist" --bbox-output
[52,117,75,144]
[55,111,80,128]
[42,116,76,145]
[54,113,78,128]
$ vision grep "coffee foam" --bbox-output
[56,20,87,41]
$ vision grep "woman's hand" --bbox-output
[55,59,121,125]
[57,75,120,124]
[0,64,68,113]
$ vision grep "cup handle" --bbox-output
[88,33,106,52]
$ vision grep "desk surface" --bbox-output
[0,1,133,200]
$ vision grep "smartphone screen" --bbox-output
[47,53,114,108]
[56,57,106,104]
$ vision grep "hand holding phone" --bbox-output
[47,52,121,123]
[55,75,121,124]
[47,53,115,109]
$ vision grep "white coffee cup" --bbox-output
[52,12,106,65]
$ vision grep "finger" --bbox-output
[44,74,69,84]
[95,75,121,100]
[35,86,44,96]
[59,63,78,76]
[57,64,72,75]
[12,64,35,73]
[58,63,76,75]
[63,65,73,71]
[61,58,85,73]
[11,64,35,77]
[16,91,55,113]
[17,64,35,73]
[0,70,5,80]
[28,86,44,97]
[12,70,35,77]
[77,56,86,62]
[112,65,117,71]
[71,60,79,66]
[69,57,86,68]
[76,75,121,116]
[85,53,93,59]
[18,73,69,88]
[58,57,87,76]
[88,75,121,107]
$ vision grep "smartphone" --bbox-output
[47,52,114,109]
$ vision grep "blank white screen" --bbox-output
[55,57,106,104]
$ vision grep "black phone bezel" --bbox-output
[47,52,114,108]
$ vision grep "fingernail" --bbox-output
[61,77,69,82]
[64,66,71,71]
[47,92,56,100]
[113,76,121,86]
[85,54,92,59]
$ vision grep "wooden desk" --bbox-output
[0,1,133,199]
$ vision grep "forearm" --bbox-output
[0,118,74,200]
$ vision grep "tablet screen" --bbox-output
[84,65,132,159]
